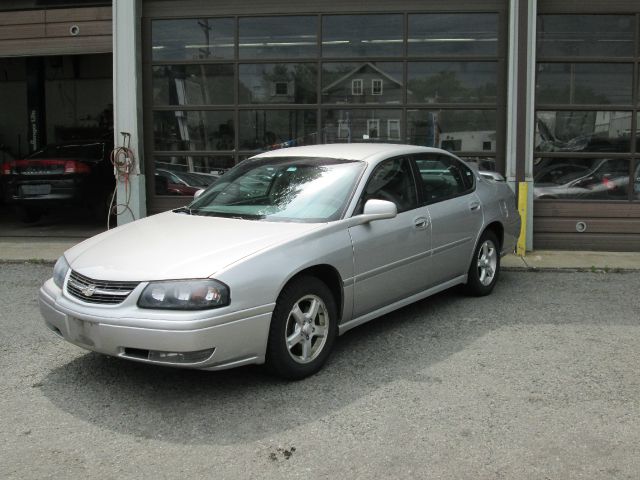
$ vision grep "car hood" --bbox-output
[65,211,322,281]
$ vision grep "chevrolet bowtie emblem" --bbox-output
[82,284,97,297]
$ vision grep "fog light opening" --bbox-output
[123,347,215,364]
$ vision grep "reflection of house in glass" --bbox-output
[322,63,404,143]
[322,62,403,105]
[323,109,403,143]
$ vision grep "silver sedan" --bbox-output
[39,144,520,379]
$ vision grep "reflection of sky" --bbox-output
[536,64,632,105]
[537,15,634,57]
[408,14,497,40]
[152,14,501,59]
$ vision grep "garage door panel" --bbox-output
[534,217,640,234]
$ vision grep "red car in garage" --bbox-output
[1,138,114,222]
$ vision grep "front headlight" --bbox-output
[137,279,230,310]
[53,256,70,289]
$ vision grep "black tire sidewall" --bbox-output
[266,276,338,380]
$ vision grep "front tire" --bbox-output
[465,230,500,296]
[266,276,338,380]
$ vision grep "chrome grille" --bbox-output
[66,270,139,305]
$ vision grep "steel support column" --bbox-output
[113,0,146,225]
[506,0,536,251]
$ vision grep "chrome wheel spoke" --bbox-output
[287,329,303,349]
[291,304,305,326]
[307,298,319,322]
[312,324,327,339]
[301,338,311,360]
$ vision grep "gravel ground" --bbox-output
[1,264,639,479]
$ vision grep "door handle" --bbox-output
[469,201,481,211]
[414,216,429,229]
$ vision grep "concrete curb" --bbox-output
[501,251,640,272]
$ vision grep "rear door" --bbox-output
[349,156,431,318]
[413,153,483,286]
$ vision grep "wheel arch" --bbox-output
[484,220,504,251]
[281,264,344,322]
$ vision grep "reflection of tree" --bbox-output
[408,71,496,103]
[269,165,326,211]
[249,64,316,104]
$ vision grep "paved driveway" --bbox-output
[1,264,639,479]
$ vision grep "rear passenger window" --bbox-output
[414,154,474,203]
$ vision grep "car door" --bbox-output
[413,153,483,286]
[349,156,431,318]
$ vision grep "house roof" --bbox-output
[322,62,404,93]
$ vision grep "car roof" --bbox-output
[251,143,449,163]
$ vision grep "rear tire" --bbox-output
[465,230,500,296]
[266,276,338,380]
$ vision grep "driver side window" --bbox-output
[357,157,418,213]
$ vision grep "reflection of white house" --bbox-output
[440,131,496,152]
[322,62,403,104]
[322,63,404,143]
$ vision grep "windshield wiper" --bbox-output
[173,206,192,215]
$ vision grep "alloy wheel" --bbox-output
[477,240,498,286]
[285,294,329,364]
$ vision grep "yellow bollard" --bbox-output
[517,182,528,257]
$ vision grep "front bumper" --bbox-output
[38,278,273,370]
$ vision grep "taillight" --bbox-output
[1,161,13,175]
[64,160,91,174]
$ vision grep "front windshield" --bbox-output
[187,156,365,222]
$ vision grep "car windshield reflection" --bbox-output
[187,156,365,222]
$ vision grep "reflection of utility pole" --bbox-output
[346,111,351,143]
[197,20,212,59]
[195,20,213,168]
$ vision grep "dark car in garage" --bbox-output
[1,138,114,222]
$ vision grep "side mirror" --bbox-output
[479,171,506,182]
[359,199,397,223]
[342,199,398,227]
[194,189,205,199]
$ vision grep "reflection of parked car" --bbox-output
[0,144,16,205]
[534,159,629,200]
[155,169,219,196]
[39,144,519,379]
[1,138,114,222]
